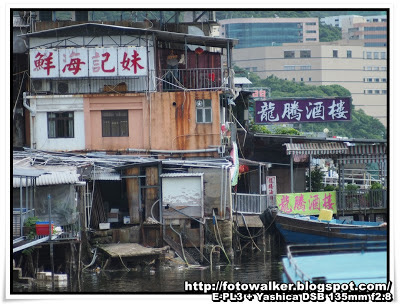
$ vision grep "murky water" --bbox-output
[12,251,284,295]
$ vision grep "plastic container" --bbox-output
[318,209,333,221]
[35,221,54,236]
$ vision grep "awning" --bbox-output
[337,155,387,164]
[337,144,387,164]
[283,142,349,156]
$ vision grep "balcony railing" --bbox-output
[232,189,387,215]
[157,68,226,91]
[337,189,387,212]
[29,68,228,96]
[232,193,271,215]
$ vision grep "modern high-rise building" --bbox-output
[232,40,387,127]
[218,18,319,49]
[321,14,387,47]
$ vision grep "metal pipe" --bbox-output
[19,178,23,236]
[224,165,228,219]
[23,92,36,148]
[220,165,223,218]
[309,154,312,192]
[290,138,294,193]
[127,148,219,154]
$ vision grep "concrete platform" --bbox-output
[97,243,169,258]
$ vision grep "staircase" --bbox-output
[163,234,198,265]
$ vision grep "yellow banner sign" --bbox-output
[276,191,337,215]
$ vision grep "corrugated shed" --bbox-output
[13,167,80,188]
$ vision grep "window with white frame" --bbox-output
[196,99,212,123]
[47,112,74,138]
[284,65,296,70]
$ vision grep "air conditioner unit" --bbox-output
[58,82,69,94]
[31,79,51,94]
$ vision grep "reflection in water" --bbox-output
[13,251,283,294]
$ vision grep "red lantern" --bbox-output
[195,47,204,55]
[239,165,249,173]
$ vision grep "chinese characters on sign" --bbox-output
[266,176,277,206]
[30,49,59,78]
[30,47,148,78]
[276,191,337,215]
[255,98,351,123]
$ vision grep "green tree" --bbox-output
[319,23,342,42]
[306,166,325,192]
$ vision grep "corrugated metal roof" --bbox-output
[160,173,204,178]
[13,167,80,188]
[20,23,238,49]
[234,77,252,85]
[13,167,48,178]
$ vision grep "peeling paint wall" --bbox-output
[149,91,221,151]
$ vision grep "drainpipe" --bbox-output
[23,92,36,149]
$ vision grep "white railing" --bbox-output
[232,193,272,214]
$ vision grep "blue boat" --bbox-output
[282,241,387,284]
[266,207,387,244]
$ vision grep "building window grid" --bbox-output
[102,110,129,137]
[284,50,295,58]
[364,89,386,95]
[47,112,74,138]
[300,50,311,58]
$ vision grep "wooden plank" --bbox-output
[145,167,159,220]
[126,167,140,224]
[235,215,264,228]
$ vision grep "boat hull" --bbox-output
[281,242,387,284]
[282,250,387,284]
[272,210,387,244]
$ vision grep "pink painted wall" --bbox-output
[84,94,148,151]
